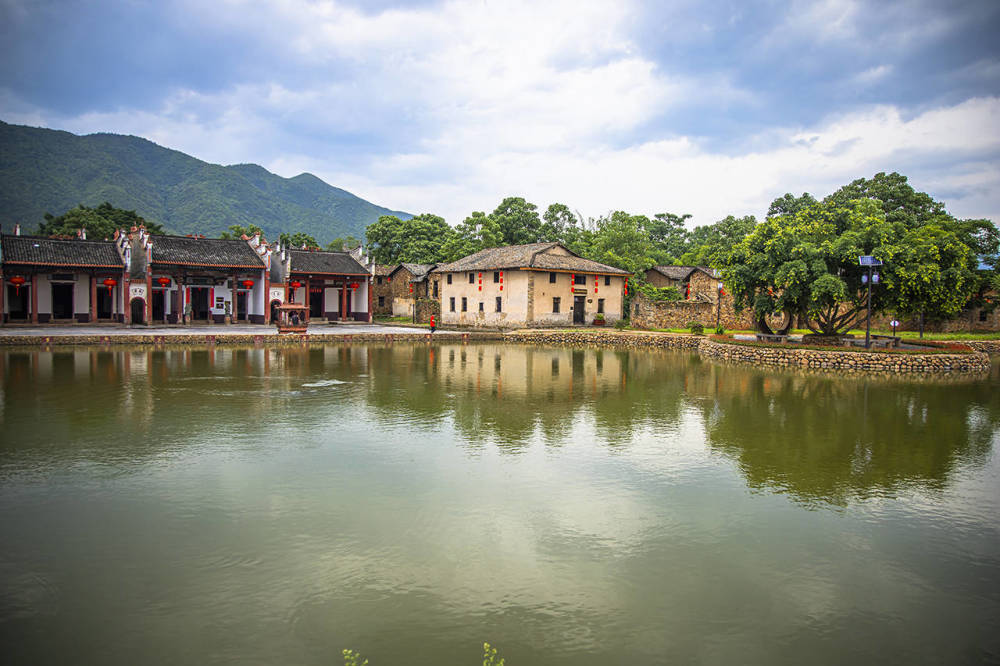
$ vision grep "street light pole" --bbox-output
[865,263,872,349]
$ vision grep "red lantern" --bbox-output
[157,277,171,287]
[10,275,26,295]
[685,283,690,299]
[103,277,117,293]
[241,279,254,289]
[290,281,302,289]
[351,282,359,289]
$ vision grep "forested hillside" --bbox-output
[0,121,410,243]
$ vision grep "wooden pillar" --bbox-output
[340,278,348,321]
[263,272,271,324]
[0,270,5,324]
[367,276,373,323]
[303,277,310,321]
[146,273,153,324]
[30,273,38,324]
[232,274,238,322]
[89,274,96,322]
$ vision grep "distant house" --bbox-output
[386,263,438,317]
[434,242,629,328]
[645,265,721,300]
[370,264,396,315]
[1,229,126,323]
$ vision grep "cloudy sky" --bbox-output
[2,0,999,227]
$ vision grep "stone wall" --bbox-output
[631,292,755,331]
[869,308,1000,333]
[504,329,703,350]
[413,298,440,324]
[698,338,990,374]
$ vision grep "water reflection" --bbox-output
[1,344,999,666]
[4,343,996,507]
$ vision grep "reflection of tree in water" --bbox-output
[362,343,698,451]
[693,366,1000,506]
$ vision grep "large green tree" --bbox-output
[39,202,164,239]
[491,197,542,245]
[365,213,453,264]
[680,214,756,267]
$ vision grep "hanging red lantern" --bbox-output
[241,279,254,289]
[157,277,171,287]
[102,277,117,293]
[409,284,413,293]
[10,275,26,295]
[290,280,302,289]
[570,273,575,293]
[351,282,359,289]
[685,282,690,299]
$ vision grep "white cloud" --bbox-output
[4,0,998,229]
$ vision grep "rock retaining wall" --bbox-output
[698,338,990,374]
[504,329,702,351]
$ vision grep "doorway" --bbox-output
[236,291,248,321]
[190,288,210,320]
[573,295,586,324]
[130,298,146,325]
[309,288,323,320]
[97,287,112,319]
[7,285,29,320]
[52,283,74,319]
[152,290,165,322]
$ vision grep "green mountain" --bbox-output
[0,120,411,243]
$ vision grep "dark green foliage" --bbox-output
[39,202,164,239]
[0,121,410,243]
[688,322,704,335]
[279,232,320,249]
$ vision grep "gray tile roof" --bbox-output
[1,235,123,268]
[391,263,436,281]
[650,265,720,281]
[649,265,694,280]
[151,235,265,269]
[373,264,396,276]
[434,243,629,275]
[289,249,368,275]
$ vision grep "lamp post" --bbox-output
[859,255,882,349]
[716,282,723,331]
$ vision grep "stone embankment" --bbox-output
[1,326,994,374]
[0,331,503,347]
[697,338,990,374]
[504,329,702,350]
[505,330,991,375]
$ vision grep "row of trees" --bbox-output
[363,174,998,334]
[36,174,998,335]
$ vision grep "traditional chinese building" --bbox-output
[434,243,629,328]
[122,228,270,324]
[281,248,372,322]
[1,229,127,323]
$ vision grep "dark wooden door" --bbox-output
[573,295,585,324]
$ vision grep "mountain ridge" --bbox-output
[0,120,411,243]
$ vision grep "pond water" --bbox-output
[1,344,998,665]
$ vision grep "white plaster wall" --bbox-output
[36,275,52,313]
[212,285,232,315]
[353,281,368,313]
[324,287,338,313]
[73,276,89,315]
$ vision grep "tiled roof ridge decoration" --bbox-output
[434,242,629,274]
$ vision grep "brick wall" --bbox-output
[632,292,755,331]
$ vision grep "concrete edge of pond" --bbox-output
[1,328,995,375]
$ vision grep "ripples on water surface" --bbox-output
[1,344,998,665]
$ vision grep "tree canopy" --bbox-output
[38,202,164,239]
[723,173,992,334]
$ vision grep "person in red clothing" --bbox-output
[429,314,436,333]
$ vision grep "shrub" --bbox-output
[688,321,704,335]
[715,325,725,335]
[594,312,605,322]
[614,319,629,331]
